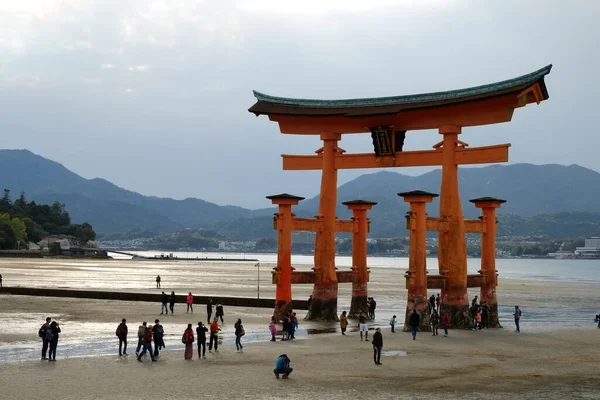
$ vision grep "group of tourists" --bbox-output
[469,295,491,330]
[158,293,225,321]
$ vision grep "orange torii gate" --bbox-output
[267,194,376,319]
[250,64,552,324]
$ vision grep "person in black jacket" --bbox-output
[117,318,128,356]
[46,321,61,362]
[160,292,168,315]
[206,299,213,324]
[409,309,420,340]
[372,327,383,365]
[196,322,208,359]
[169,291,176,314]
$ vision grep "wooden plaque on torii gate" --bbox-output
[250,64,552,325]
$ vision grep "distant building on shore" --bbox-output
[574,237,600,259]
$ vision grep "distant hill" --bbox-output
[0,149,269,234]
[3,149,600,239]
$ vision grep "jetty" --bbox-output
[106,250,259,262]
[0,287,308,310]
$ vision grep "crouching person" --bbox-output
[274,354,293,379]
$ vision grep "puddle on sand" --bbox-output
[382,350,408,357]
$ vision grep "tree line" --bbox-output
[0,189,96,250]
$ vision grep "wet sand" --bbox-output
[1,258,600,398]
[1,326,599,399]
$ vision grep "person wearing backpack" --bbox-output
[46,321,61,362]
[234,318,245,352]
[135,322,147,354]
[116,318,128,356]
[196,322,208,359]
[152,319,165,358]
[183,323,195,360]
[137,325,156,362]
[39,317,51,360]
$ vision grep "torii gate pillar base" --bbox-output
[274,300,293,320]
[487,303,501,328]
[348,289,368,319]
[440,290,474,329]
[304,281,339,321]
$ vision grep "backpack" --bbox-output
[38,325,46,338]
[182,333,186,344]
[115,326,122,337]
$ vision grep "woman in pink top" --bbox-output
[186,292,194,313]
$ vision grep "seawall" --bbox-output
[0,287,309,310]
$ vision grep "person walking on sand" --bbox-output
[372,327,383,365]
[135,321,147,354]
[429,294,436,313]
[269,317,277,341]
[234,318,245,352]
[116,318,128,356]
[152,319,165,358]
[196,322,208,359]
[39,317,51,360]
[156,275,161,288]
[442,312,450,337]
[430,310,439,336]
[215,301,224,323]
[137,325,156,362]
[513,305,522,333]
[340,311,348,335]
[186,292,194,314]
[206,299,213,324]
[409,309,420,340]
[0,273,3,287]
[160,291,168,315]
[359,314,369,342]
[389,315,397,333]
[46,321,61,362]
[208,318,221,353]
[169,291,176,315]
[273,354,293,379]
[370,297,377,319]
[183,323,195,360]
[435,293,441,312]
[289,312,297,340]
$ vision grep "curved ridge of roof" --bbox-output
[252,64,552,108]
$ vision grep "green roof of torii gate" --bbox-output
[249,64,552,115]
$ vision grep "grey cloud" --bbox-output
[0,0,598,208]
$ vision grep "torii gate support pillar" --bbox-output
[267,193,305,319]
[343,200,377,319]
[471,197,506,328]
[399,190,438,332]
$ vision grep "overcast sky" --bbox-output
[1,0,598,208]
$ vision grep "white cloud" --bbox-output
[101,64,115,69]
[128,65,149,71]
[124,88,134,92]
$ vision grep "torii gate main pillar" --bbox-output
[437,125,471,328]
[306,132,342,321]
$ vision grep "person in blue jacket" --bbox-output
[274,354,293,379]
